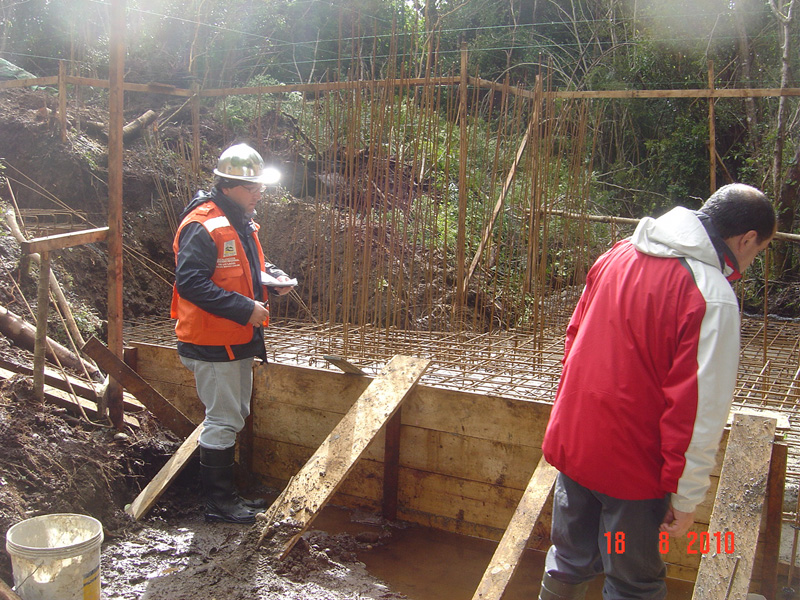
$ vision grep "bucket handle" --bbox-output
[12,560,44,592]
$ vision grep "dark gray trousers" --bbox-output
[544,473,670,600]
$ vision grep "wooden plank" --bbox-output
[82,336,197,437]
[255,361,371,413]
[140,380,205,424]
[323,354,368,375]
[0,356,94,398]
[318,356,402,520]
[691,414,777,600]
[472,455,558,600]
[401,385,551,446]
[21,227,108,255]
[255,360,554,444]
[251,437,385,501]
[0,364,139,428]
[125,424,203,520]
[0,75,58,90]
[0,577,24,600]
[0,357,143,411]
[758,443,787,599]
[258,355,430,557]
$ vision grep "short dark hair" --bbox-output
[699,183,776,243]
[214,176,242,191]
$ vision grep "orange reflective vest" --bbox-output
[171,201,268,356]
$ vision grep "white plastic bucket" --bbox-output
[5,513,103,600]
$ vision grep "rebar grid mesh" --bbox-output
[125,311,799,480]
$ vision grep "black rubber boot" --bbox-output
[199,447,263,524]
[200,446,268,509]
[539,572,589,600]
[240,495,269,510]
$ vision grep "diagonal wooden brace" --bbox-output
[258,355,430,558]
[471,454,558,600]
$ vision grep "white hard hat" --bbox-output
[213,143,280,184]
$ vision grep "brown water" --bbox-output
[315,507,696,600]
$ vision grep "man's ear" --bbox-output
[729,230,758,251]
[741,229,759,247]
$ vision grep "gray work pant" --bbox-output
[545,473,670,600]
[180,356,254,450]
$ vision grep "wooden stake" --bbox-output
[759,442,787,600]
[33,251,50,400]
[107,0,125,429]
[58,60,67,143]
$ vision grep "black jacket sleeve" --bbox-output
[174,222,255,325]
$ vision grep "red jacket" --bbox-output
[171,201,268,352]
[542,207,741,512]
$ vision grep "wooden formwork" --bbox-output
[127,340,783,593]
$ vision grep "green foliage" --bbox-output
[212,75,300,135]
[1,0,796,312]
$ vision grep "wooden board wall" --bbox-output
[130,342,759,585]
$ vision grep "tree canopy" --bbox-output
[1,0,799,281]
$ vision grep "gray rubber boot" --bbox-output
[539,572,589,600]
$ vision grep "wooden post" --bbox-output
[455,42,468,324]
[33,251,50,399]
[708,61,716,193]
[322,355,402,520]
[382,409,401,520]
[58,60,67,143]
[691,414,777,600]
[125,424,203,520]
[107,0,126,428]
[21,228,109,400]
[759,442,787,599]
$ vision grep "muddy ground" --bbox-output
[0,368,410,600]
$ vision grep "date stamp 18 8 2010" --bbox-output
[604,531,735,555]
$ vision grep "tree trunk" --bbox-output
[733,0,759,145]
[769,0,797,280]
[0,303,104,382]
[122,109,158,142]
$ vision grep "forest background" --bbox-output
[1,0,800,324]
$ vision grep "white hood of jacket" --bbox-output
[629,206,736,279]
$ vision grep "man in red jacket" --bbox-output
[539,184,775,600]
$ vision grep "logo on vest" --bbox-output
[223,240,237,257]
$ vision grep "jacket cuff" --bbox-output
[670,493,698,514]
